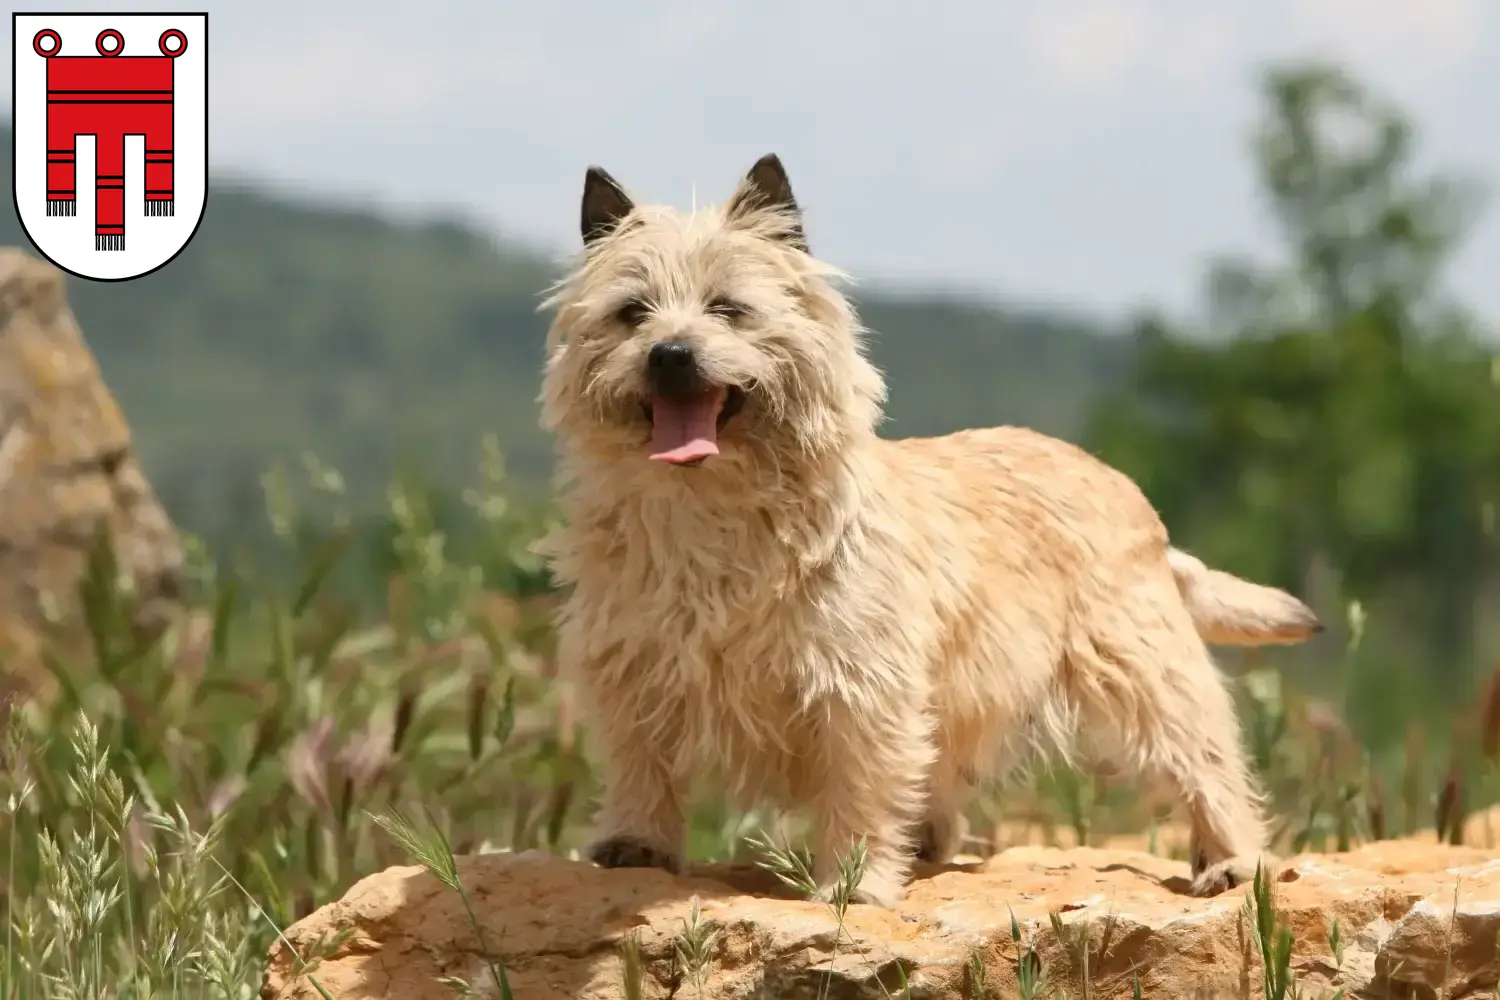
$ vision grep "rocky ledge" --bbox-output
[261,840,1500,999]
[0,248,183,682]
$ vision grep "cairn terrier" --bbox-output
[536,153,1321,907]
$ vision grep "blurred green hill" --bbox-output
[1,124,1129,546]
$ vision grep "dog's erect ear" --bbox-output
[581,166,635,246]
[725,153,808,253]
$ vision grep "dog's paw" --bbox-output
[1190,854,1273,897]
[585,835,682,874]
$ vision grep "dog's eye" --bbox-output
[707,297,751,323]
[615,299,650,327]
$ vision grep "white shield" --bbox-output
[11,12,208,281]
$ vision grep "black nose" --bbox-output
[648,340,695,371]
[647,340,700,395]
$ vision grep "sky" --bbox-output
[8,0,1499,327]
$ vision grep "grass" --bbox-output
[2,442,1499,998]
[368,808,514,999]
[750,830,880,999]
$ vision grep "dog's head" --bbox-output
[540,154,886,481]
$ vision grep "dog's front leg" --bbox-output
[582,695,686,875]
[810,697,933,909]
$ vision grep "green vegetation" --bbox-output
[1090,65,1500,718]
[2,59,1499,997]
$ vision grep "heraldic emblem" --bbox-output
[11,13,208,281]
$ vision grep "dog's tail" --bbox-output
[1168,547,1323,646]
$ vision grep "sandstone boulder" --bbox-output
[262,841,1500,1000]
[0,248,183,679]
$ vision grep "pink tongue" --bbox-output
[649,389,726,464]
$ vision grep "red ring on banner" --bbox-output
[159,30,187,57]
[33,30,61,58]
[96,29,125,56]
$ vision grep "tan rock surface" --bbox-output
[262,840,1500,1000]
[0,249,182,679]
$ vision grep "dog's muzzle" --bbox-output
[643,338,745,467]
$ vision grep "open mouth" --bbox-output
[644,385,747,466]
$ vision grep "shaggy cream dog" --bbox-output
[536,154,1321,908]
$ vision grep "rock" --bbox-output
[261,841,1500,1000]
[0,249,183,679]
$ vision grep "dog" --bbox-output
[535,153,1322,908]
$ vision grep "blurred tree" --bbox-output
[1088,63,1500,723]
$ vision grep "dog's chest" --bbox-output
[559,495,892,767]
[565,501,899,693]
[573,516,840,768]
[578,504,810,641]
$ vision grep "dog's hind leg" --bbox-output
[810,696,935,908]
[1066,583,1271,896]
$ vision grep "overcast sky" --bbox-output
[9,0,1499,327]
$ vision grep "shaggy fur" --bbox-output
[536,154,1323,908]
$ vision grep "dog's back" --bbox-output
[876,424,1318,648]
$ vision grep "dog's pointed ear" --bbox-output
[581,166,635,246]
[725,153,808,253]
